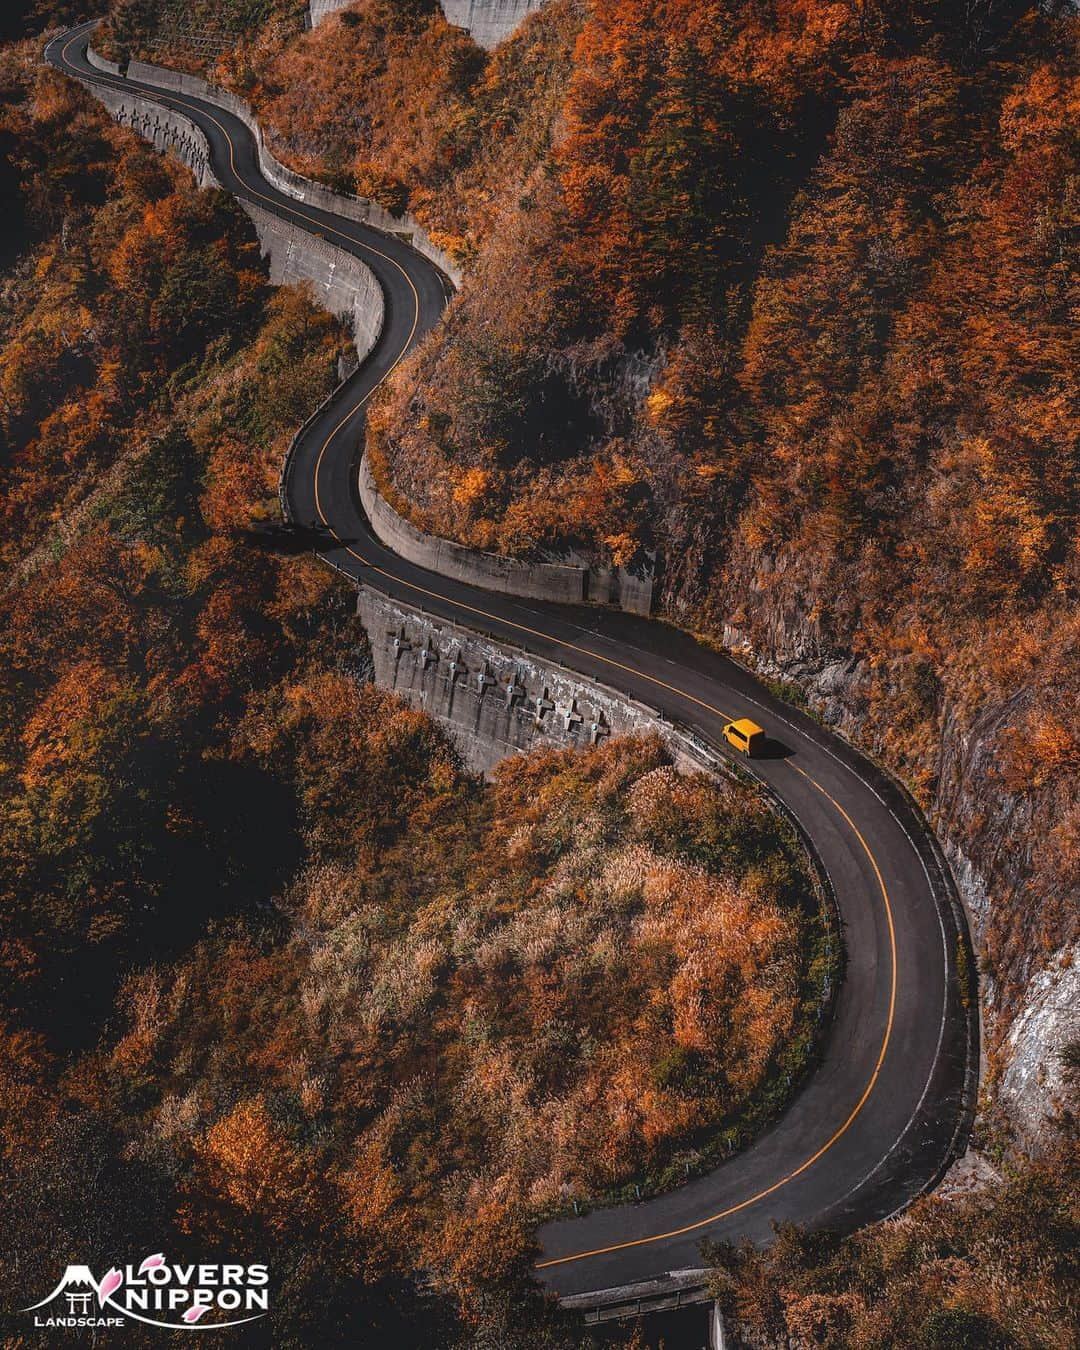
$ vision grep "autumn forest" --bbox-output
[1,0,1078,1346]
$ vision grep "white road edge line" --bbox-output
[57,22,972,1243]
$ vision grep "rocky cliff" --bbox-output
[711,548,1077,1156]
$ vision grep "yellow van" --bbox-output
[723,717,765,756]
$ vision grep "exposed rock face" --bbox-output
[997,948,1080,1153]
[934,1147,1001,1203]
[708,547,1076,1156]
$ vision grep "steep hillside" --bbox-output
[0,37,829,1344]
[106,0,1079,1156]
[80,737,826,1316]
[6,0,1077,1341]
[98,0,582,263]
[706,1114,1078,1349]
[0,37,349,1051]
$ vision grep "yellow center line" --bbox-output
[535,766,898,1268]
[60,25,423,407]
[65,28,899,1270]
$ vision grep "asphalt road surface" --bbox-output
[47,22,975,1302]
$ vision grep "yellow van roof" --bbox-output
[729,717,764,737]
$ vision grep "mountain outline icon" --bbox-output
[21,1265,104,1311]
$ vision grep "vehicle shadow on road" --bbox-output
[754,737,795,760]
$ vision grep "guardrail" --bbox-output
[561,1269,714,1323]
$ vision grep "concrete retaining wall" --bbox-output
[562,1270,714,1326]
[576,550,655,615]
[308,0,352,25]
[242,201,385,360]
[439,0,545,48]
[85,45,123,76]
[77,62,385,367]
[359,455,589,606]
[358,589,714,776]
[77,80,218,190]
[359,455,654,614]
[309,0,544,49]
[125,57,461,287]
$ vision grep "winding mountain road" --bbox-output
[47,22,975,1304]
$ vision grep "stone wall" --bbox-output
[124,57,461,287]
[357,589,714,777]
[308,0,545,49]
